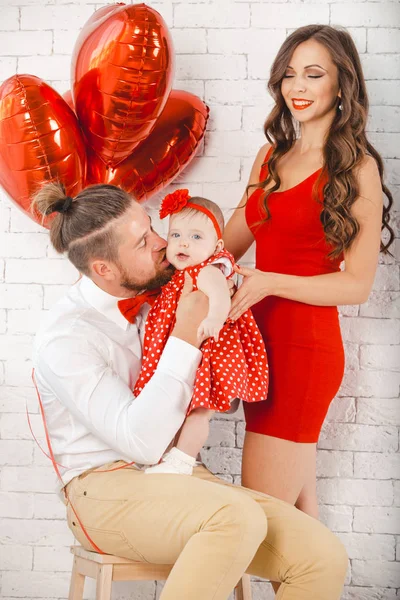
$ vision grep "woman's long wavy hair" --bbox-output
[251,24,394,257]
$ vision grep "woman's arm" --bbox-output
[224,143,270,261]
[229,156,384,319]
[196,265,231,341]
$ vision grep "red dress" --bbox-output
[134,250,269,414]
[244,148,345,442]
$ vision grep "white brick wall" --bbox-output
[0,1,399,599]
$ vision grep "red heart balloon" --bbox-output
[72,3,174,168]
[0,74,86,224]
[86,90,209,200]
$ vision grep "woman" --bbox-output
[224,24,394,519]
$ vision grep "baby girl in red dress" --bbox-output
[135,189,269,475]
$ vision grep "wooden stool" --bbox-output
[69,546,252,600]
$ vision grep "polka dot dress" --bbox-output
[134,250,269,414]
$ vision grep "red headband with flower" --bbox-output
[159,189,222,239]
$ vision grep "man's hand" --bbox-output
[172,273,209,348]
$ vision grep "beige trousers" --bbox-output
[66,462,347,600]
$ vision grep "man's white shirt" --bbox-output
[32,276,201,487]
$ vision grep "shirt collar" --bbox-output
[79,276,131,331]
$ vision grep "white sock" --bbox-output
[144,447,196,475]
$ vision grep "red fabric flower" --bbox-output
[160,188,191,219]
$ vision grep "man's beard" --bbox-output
[119,262,175,293]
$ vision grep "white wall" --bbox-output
[0,1,399,599]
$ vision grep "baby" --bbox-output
[134,189,269,475]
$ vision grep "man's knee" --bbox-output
[208,492,268,548]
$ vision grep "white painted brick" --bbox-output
[319,504,353,532]
[340,317,399,344]
[0,57,17,81]
[367,82,400,106]
[0,284,43,309]
[317,478,393,506]
[352,559,400,587]
[0,440,33,465]
[171,28,207,54]
[176,53,246,80]
[111,580,157,600]
[206,80,269,105]
[341,369,400,398]
[242,104,274,132]
[174,4,250,28]
[342,586,397,600]
[207,105,242,131]
[43,285,69,309]
[202,447,242,475]
[316,450,353,478]
[361,55,400,82]
[174,79,205,97]
[354,507,400,534]
[360,292,400,319]
[4,358,33,387]
[1,570,71,598]
[179,157,241,183]
[360,345,400,371]
[0,385,37,414]
[34,545,72,572]
[52,29,81,56]
[368,133,399,160]
[0,308,5,333]
[205,131,266,157]
[33,493,66,520]
[18,54,71,81]
[9,207,44,233]
[356,398,400,426]
[339,533,395,561]
[1,466,55,493]
[331,3,400,27]
[0,233,48,259]
[0,334,32,360]
[343,342,360,371]
[0,258,5,282]
[319,423,398,452]
[347,28,368,54]
[1,412,44,441]
[207,420,236,447]
[207,28,286,56]
[1,7,19,31]
[7,309,47,335]
[5,258,78,284]
[20,5,94,30]
[251,3,329,27]
[0,31,52,56]
[354,452,400,480]
[368,28,400,54]
[204,182,244,209]
[0,544,33,571]
[0,492,34,518]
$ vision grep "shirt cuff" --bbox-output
[158,336,202,386]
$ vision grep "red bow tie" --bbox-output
[118,289,160,324]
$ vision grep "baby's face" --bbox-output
[166,212,219,269]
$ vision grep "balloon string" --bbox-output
[30,369,136,554]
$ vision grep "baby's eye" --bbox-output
[170,232,180,238]
[192,234,202,240]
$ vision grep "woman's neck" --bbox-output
[297,111,335,153]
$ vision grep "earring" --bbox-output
[338,102,342,111]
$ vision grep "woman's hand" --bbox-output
[229,265,276,320]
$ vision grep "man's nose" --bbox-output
[151,233,167,251]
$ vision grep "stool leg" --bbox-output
[68,558,85,600]
[96,564,113,600]
[235,574,252,600]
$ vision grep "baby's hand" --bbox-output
[197,317,225,343]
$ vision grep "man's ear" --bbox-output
[215,239,224,253]
[91,260,117,281]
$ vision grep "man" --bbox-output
[32,182,347,600]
